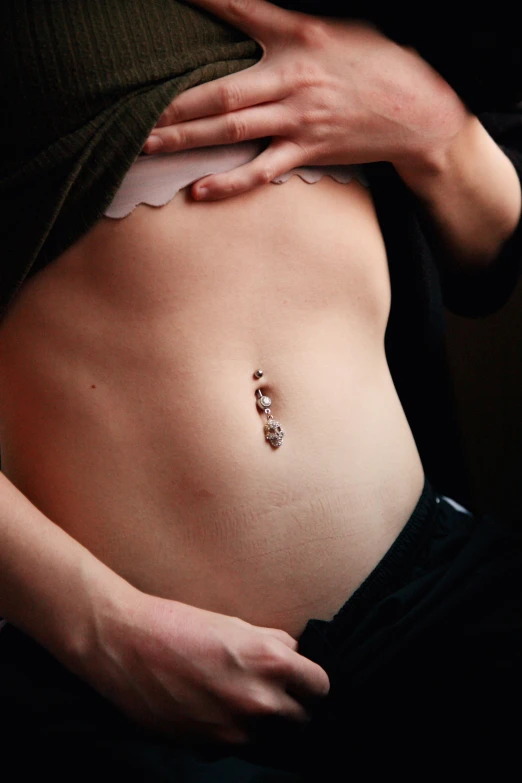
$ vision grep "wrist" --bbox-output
[393,112,479,198]
[393,113,522,269]
[73,584,192,709]
[60,557,139,676]
[0,472,136,666]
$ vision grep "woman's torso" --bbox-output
[0,161,423,637]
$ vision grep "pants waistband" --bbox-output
[298,479,439,662]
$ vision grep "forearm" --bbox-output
[0,471,132,667]
[0,471,326,740]
[395,114,522,270]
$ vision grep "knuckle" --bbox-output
[294,62,323,90]
[225,113,247,143]
[168,128,187,149]
[256,638,288,672]
[218,81,242,113]
[165,104,180,125]
[256,166,275,186]
[300,107,319,128]
[271,629,298,648]
[285,109,302,133]
[220,180,242,198]
[253,696,280,718]
[207,175,242,199]
[242,688,279,718]
[295,18,330,49]
[283,633,298,650]
[227,0,255,22]
[224,180,241,195]
[159,101,182,126]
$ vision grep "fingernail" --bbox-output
[194,186,209,200]
[144,135,163,154]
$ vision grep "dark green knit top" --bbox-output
[1,0,260,317]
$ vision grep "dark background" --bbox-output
[447,278,522,523]
[276,1,522,111]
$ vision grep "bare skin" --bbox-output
[0,174,424,640]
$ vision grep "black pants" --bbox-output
[3,482,522,780]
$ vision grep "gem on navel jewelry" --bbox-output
[254,369,264,379]
[255,388,285,448]
[256,393,272,410]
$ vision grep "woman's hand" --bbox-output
[143,0,468,200]
[82,586,329,748]
[0,379,328,752]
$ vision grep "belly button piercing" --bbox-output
[255,382,285,448]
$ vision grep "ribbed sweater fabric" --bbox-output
[1,0,259,315]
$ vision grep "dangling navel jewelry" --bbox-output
[254,372,285,448]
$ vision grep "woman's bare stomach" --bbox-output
[0,176,423,637]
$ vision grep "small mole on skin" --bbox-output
[91,385,96,389]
